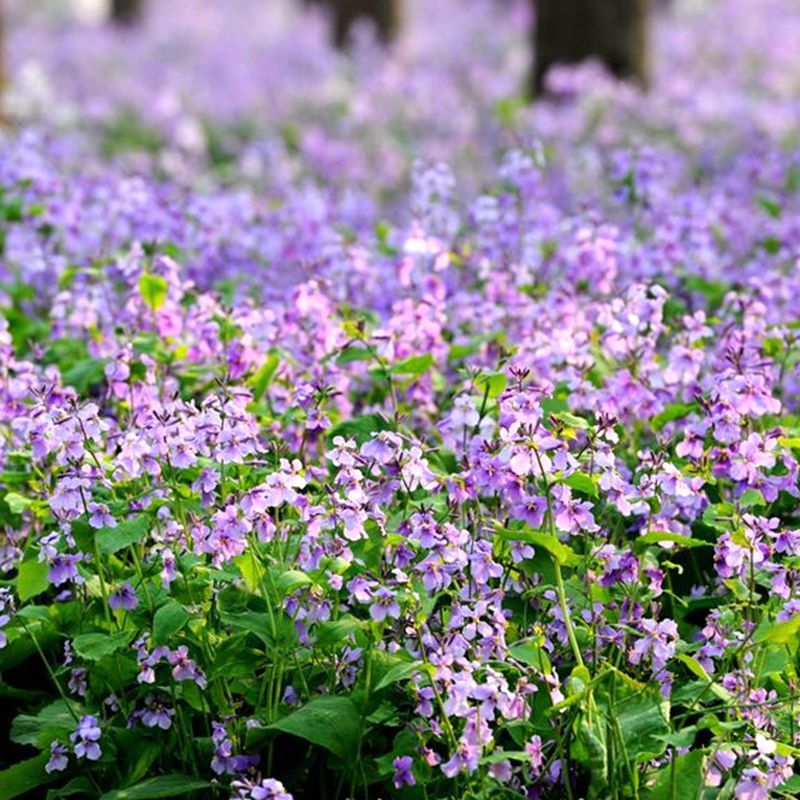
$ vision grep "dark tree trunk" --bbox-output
[111,0,144,26]
[531,0,649,96]
[308,0,400,48]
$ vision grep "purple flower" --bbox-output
[0,588,15,649]
[392,755,415,789]
[525,735,544,776]
[735,771,768,800]
[441,740,480,778]
[68,668,87,697]
[108,582,139,611]
[141,695,174,729]
[369,587,400,622]
[70,715,101,761]
[251,778,293,800]
[88,502,117,529]
[45,741,68,773]
[47,553,83,586]
[168,645,207,688]
[628,618,678,673]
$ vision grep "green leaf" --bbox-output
[0,754,57,800]
[563,472,598,498]
[595,669,670,763]
[480,750,530,765]
[218,609,273,647]
[683,276,731,308]
[373,659,423,691]
[508,642,551,672]
[233,551,259,593]
[552,411,590,430]
[643,748,706,800]
[476,371,507,399]
[17,556,50,601]
[11,700,80,748]
[61,358,107,393]
[96,516,149,555]
[314,616,363,647]
[248,353,280,402]
[152,602,190,645]
[138,273,169,312]
[573,668,670,797]
[495,525,578,566]
[335,346,373,366]
[327,414,393,446]
[652,402,697,432]
[99,775,211,800]
[634,532,712,552]
[47,777,96,799]
[754,614,800,645]
[674,654,731,702]
[276,569,312,594]
[5,492,32,514]
[391,353,434,376]
[740,489,766,509]
[72,631,131,661]
[757,195,782,219]
[266,696,362,761]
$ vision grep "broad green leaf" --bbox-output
[327,414,393,446]
[266,696,362,761]
[0,754,57,800]
[138,273,169,312]
[552,411,590,430]
[740,489,766,509]
[61,358,107,393]
[652,402,697,432]
[99,775,211,799]
[634,532,712,552]
[509,642,551,672]
[96,516,149,555]
[374,659,423,691]
[643,748,706,800]
[594,669,670,764]
[757,195,782,218]
[152,602,190,645]
[683,276,731,308]
[476,371,507,399]
[480,750,530,765]
[391,353,434,376]
[674,654,731,702]
[573,668,670,797]
[17,556,50,601]
[276,569,312,593]
[314,616,362,647]
[495,525,578,566]
[11,700,81,748]
[233,551,259,592]
[218,609,273,647]
[563,472,598,498]
[335,346,373,366]
[248,353,280,402]
[72,631,131,661]
[5,492,32,514]
[754,614,800,645]
[46,777,96,799]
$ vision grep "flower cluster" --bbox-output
[2,0,800,799]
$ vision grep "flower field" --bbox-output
[2,0,800,798]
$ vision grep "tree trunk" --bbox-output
[111,0,144,26]
[308,0,400,48]
[531,0,649,96]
